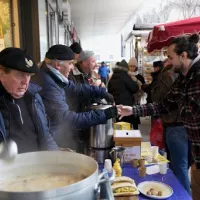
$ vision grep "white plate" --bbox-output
[137,181,173,199]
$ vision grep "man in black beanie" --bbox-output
[32,44,117,153]
[153,60,163,72]
[70,42,82,61]
[0,47,59,153]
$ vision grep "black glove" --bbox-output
[104,106,118,119]
[103,92,115,104]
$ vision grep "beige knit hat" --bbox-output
[128,57,138,66]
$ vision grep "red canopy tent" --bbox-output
[147,16,200,52]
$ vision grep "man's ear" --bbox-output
[53,60,60,70]
[181,52,187,60]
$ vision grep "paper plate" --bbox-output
[137,181,173,199]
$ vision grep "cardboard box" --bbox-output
[114,130,142,162]
[115,196,138,200]
[114,122,131,130]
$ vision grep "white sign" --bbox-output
[124,146,141,162]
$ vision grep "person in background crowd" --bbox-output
[0,47,59,153]
[98,61,110,85]
[141,61,165,104]
[128,57,145,105]
[69,50,97,86]
[68,50,103,111]
[150,61,170,103]
[128,57,145,84]
[70,42,82,62]
[68,50,103,152]
[108,59,139,129]
[32,45,118,153]
[106,63,111,80]
[117,33,200,199]
[150,60,191,193]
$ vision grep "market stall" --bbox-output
[98,127,192,200]
[147,16,200,52]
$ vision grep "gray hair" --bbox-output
[44,58,65,65]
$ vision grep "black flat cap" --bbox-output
[153,61,163,68]
[0,47,39,73]
[46,44,75,60]
[70,42,82,54]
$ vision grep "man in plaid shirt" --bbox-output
[117,33,200,199]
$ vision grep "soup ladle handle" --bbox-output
[0,140,18,160]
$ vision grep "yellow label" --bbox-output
[114,122,131,130]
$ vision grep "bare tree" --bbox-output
[169,0,200,18]
[137,1,173,24]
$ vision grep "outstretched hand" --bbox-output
[116,105,133,120]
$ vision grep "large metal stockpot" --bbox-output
[0,151,114,200]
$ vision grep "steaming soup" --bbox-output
[0,173,86,192]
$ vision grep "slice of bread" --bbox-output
[112,176,135,184]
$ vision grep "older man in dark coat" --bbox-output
[0,47,59,153]
[32,45,118,153]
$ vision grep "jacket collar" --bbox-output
[189,54,200,72]
[27,83,42,95]
[40,62,68,88]
[151,67,163,78]
[72,64,83,76]
[72,63,92,82]
[179,54,200,80]
[113,67,128,73]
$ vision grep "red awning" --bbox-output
[147,16,200,52]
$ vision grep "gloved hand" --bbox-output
[104,106,118,119]
[103,92,115,104]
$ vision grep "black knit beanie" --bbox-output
[46,44,75,60]
[70,42,82,54]
[118,59,129,69]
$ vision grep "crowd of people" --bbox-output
[0,33,199,199]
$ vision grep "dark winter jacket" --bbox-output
[69,63,92,85]
[147,66,181,123]
[0,83,59,152]
[135,74,145,84]
[142,67,173,103]
[68,63,95,112]
[108,68,139,106]
[32,63,109,149]
[150,67,173,103]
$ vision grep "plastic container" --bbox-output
[159,163,168,174]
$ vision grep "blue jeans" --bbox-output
[166,126,191,193]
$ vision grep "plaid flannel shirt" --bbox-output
[133,56,200,167]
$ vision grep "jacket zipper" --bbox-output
[13,99,24,124]
[2,96,10,142]
[0,127,6,142]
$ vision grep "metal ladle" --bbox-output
[0,140,18,160]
